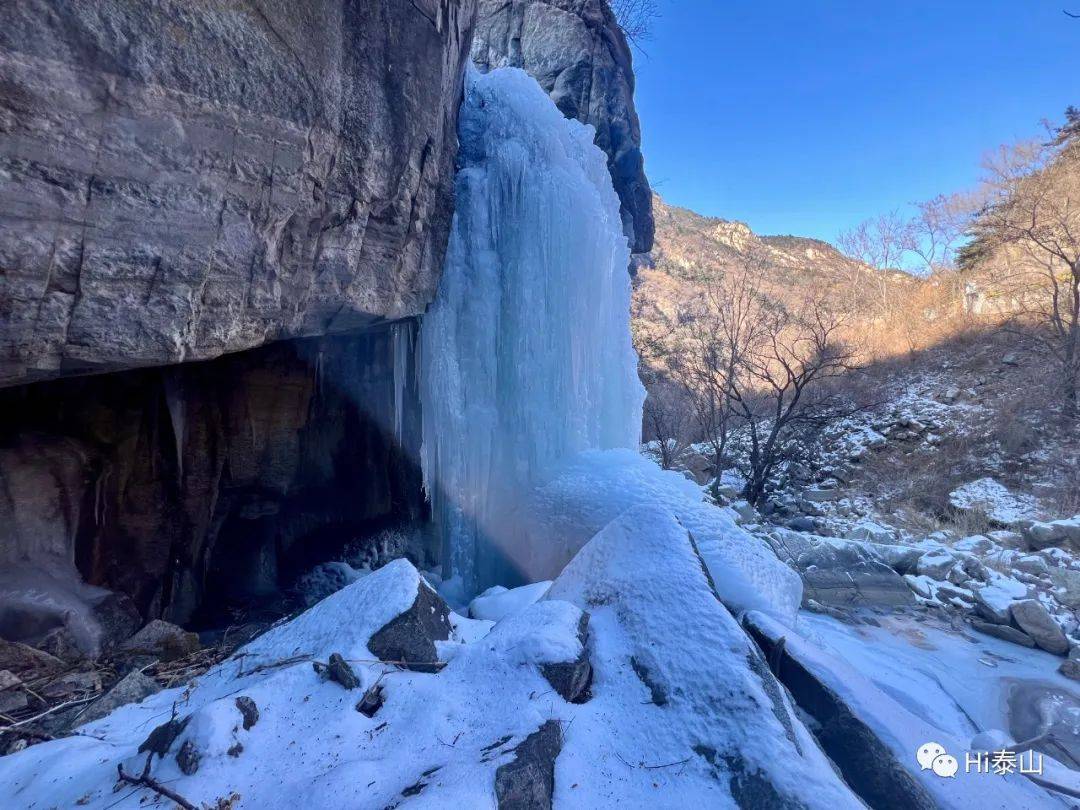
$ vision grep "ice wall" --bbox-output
[420,67,644,591]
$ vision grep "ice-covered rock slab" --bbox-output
[547,504,861,808]
[745,611,1068,809]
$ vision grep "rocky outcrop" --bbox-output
[472,0,653,254]
[0,0,477,387]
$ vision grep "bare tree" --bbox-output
[663,248,858,504]
[641,373,690,469]
[730,301,859,504]
[609,0,660,44]
[965,128,1080,417]
[673,250,767,487]
[836,211,910,314]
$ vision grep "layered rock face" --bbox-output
[0,0,476,387]
[472,0,654,254]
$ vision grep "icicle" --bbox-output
[391,321,412,445]
[162,372,185,481]
[420,67,644,592]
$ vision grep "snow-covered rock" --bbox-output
[547,504,861,808]
[948,478,1037,527]
[468,581,552,622]
[1009,599,1069,655]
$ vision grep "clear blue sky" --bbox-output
[633,0,1080,243]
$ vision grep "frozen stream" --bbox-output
[798,610,1080,775]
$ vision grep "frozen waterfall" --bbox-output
[420,67,645,592]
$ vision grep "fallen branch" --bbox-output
[117,753,196,810]
[613,751,692,770]
[0,695,96,729]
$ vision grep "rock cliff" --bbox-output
[0,0,476,387]
[471,0,654,254]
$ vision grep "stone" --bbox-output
[78,670,161,726]
[798,543,914,608]
[0,670,28,714]
[786,516,818,533]
[744,615,938,810]
[972,588,1013,625]
[539,613,591,704]
[1027,518,1080,551]
[1013,555,1051,578]
[803,487,839,503]
[177,739,201,775]
[367,582,451,673]
[325,653,360,690]
[0,0,478,387]
[36,627,85,663]
[120,620,200,662]
[1059,659,1080,681]
[845,522,894,543]
[235,696,259,730]
[953,535,994,555]
[1010,600,1069,655]
[915,550,957,581]
[91,593,143,651]
[987,530,1026,550]
[494,720,562,810]
[0,638,64,676]
[355,684,385,718]
[1051,568,1080,609]
[970,620,1036,648]
[472,0,653,255]
[903,575,933,600]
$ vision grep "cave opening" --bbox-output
[0,320,431,645]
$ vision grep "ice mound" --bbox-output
[524,448,803,622]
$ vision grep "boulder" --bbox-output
[1050,568,1080,609]
[1026,517,1080,551]
[845,522,894,543]
[903,575,933,600]
[1059,660,1080,682]
[972,587,1015,625]
[368,581,451,673]
[539,612,591,704]
[494,720,562,810]
[91,592,143,651]
[1012,555,1050,578]
[0,638,64,676]
[1009,600,1069,655]
[78,670,161,725]
[969,620,1035,648]
[120,620,200,661]
[798,541,914,609]
[915,550,957,581]
[987,530,1026,550]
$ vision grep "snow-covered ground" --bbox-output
[0,509,858,810]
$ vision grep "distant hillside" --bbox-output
[633,196,925,364]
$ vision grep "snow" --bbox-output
[420,66,644,592]
[0,562,109,655]
[521,449,803,622]
[546,505,860,808]
[949,478,1039,526]
[749,609,1074,808]
[0,512,850,809]
[468,580,551,621]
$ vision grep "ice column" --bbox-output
[420,67,644,591]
